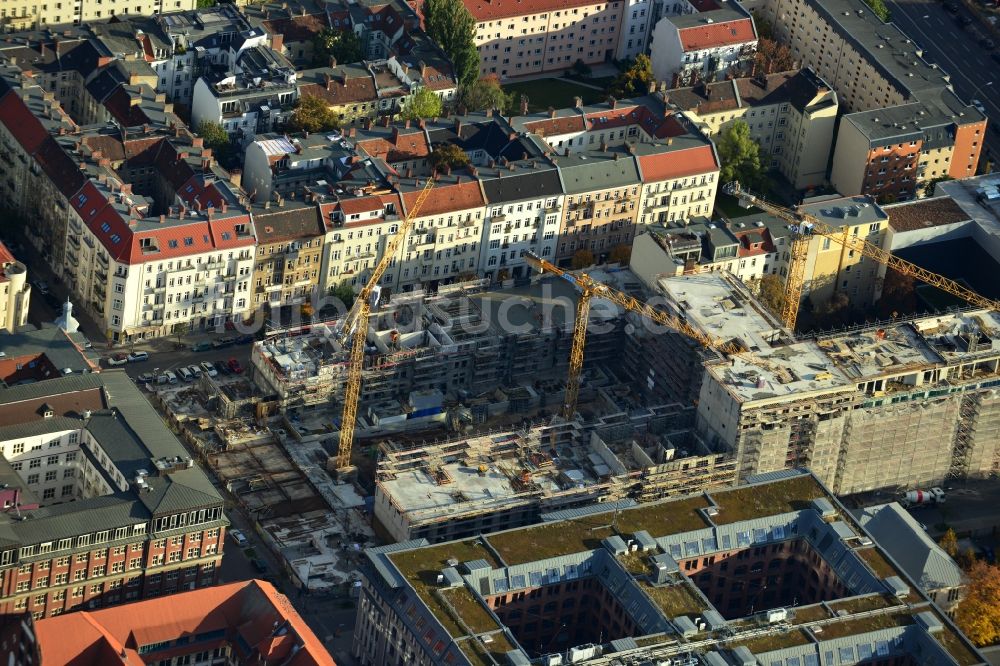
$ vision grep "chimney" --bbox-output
[600,139,607,152]
[417,119,426,129]
[485,108,493,118]
[456,175,463,184]
[614,152,620,161]
[508,132,517,141]
[380,115,390,127]
[363,118,373,130]
[573,96,582,108]
[159,214,166,223]
[324,73,333,90]
[564,147,570,157]
[121,183,133,195]
[194,199,203,212]
[221,202,228,213]
[647,80,657,94]
[348,127,356,137]
[406,167,414,178]
[392,126,400,143]
[271,33,284,52]
[454,117,462,133]
[608,96,617,109]
[519,94,528,115]
[469,165,478,177]
[202,157,213,170]
[548,106,556,119]
[443,164,451,175]
[405,119,411,129]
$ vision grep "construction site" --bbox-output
[654,272,1000,497]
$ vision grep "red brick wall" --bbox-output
[862,140,921,201]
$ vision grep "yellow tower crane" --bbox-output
[334,178,435,472]
[524,253,747,420]
[722,182,1000,330]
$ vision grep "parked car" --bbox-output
[213,336,235,349]
[956,14,972,25]
[251,558,269,574]
[32,279,50,294]
[227,358,243,374]
[235,334,255,345]
[981,37,996,49]
[214,360,230,375]
[229,529,248,546]
[177,366,193,382]
[200,361,218,377]
[162,370,178,384]
[136,372,155,384]
[187,364,202,378]
[190,341,212,352]
[106,354,129,367]
[127,351,149,363]
[972,99,986,114]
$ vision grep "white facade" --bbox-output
[649,12,757,83]
[397,205,484,290]
[616,0,658,61]
[479,195,563,281]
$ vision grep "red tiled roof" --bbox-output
[263,13,328,43]
[300,74,377,107]
[356,130,431,163]
[637,145,718,182]
[734,228,776,256]
[339,196,385,215]
[466,0,608,22]
[103,86,152,127]
[0,87,48,154]
[585,105,686,139]
[34,580,335,666]
[402,178,484,217]
[523,114,586,136]
[679,18,755,50]
[0,240,16,266]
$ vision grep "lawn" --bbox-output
[715,193,763,219]
[502,78,606,112]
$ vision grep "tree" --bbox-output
[460,75,510,113]
[753,274,787,319]
[863,0,891,22]
[429,143,470,171]
[754,39,794,74]
[610,54,654,99]
[955,560,1000,646]
[571,249,595,269]
[717,121,763,189]
[921,175,953,197]
[609,244,632,265]
[571,59,592,77]
[751,11,774,40]
[330,280,355,311]
[939,528,959,558]
[300,302,314,320]
[423,0,479,88]
[312,28,363,67]
[401,87,443,121]
[288,95,340,133]
[197,121,232,165]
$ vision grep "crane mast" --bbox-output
[334,178,435,472]
[722,182,1000,329]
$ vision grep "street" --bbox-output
[884,0,1000,165]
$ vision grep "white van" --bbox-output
[164,370,178,384]
[177,367,193,382]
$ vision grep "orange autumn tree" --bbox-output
[955,560,1000,646]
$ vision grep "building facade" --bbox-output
[0,241,29,333]
[251,202,327,310]
[0,371,227,620]
[649,0,757,83]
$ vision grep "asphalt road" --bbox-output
[884,0,1000,164]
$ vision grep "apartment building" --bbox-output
[396,174,487,290]
[0,241,29,333]
[0,371,227,620]
[251,202,327,309]
[320,190,403,293]
[755,0,986,199]
[668,68,839,189]
[617,0,658,60]
[0,0,197,31]
[470,0,624,79]
[649,0,757,83]
[356,470,985,666]
[297,60,414,124]
[191,44,297,143]
[34,579,334,665]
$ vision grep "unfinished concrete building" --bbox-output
[653,273,1000,495]
[250,281,624,425]
[374,390,737,543]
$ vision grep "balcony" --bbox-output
[488,214,507,224]
[544,204,561,213]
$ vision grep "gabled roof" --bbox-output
[556,151,641,194]
[636,145,718,182]
[402,177,484,217]
[480,166,563,203]
[254,203,325,243]
[678,17,756,50]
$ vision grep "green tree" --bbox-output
[460,75,510,113]
[717,120,763,189]
[288,95,340,133]
[429,143,470,171]
[863,0,891,22]
[610,54,654,99]
[939,528,959,558]
[401,87,443,120]
[197,121,232,165]
[423,0,479,88]
[571,248,595,269]
[330,280,356,311]
[312,28,363,67]
[571,59,592,76]
[956,560,1000,646]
